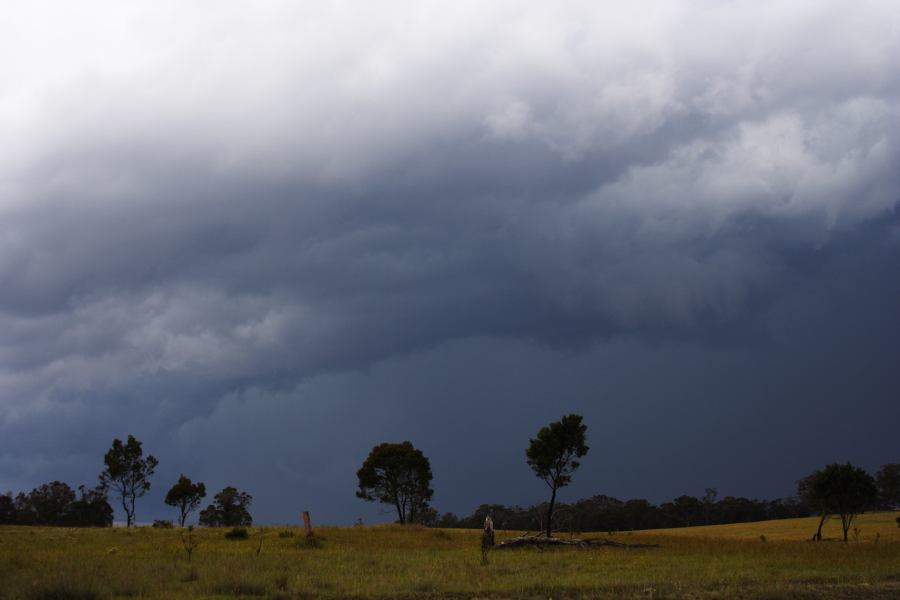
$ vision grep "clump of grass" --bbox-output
[298,536,323,549]
[277,530,294,538]
[210,579,268,596]
[273,574,289,591]
[29,585,100,600]
[224,527,249,540]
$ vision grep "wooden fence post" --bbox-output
[303,511,314,540]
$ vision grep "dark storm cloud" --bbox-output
[1,1,899,521]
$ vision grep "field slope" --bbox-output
[1,512,898,599]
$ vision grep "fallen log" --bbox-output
[494,535,660,550]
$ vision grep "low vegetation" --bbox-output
[1,513,899,599]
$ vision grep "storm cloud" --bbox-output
[1,1,899,523]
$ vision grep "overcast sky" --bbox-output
[1,1,899,525]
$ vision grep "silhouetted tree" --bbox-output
[526,414,589,537]
[622,498,655,530]
[99,435,158,527]
[803,463,878,542]
[356,441,434,524]
[671,495,703,527]
[702,488,718,524]
[821,463,878,542]
[165,475,207,527]
[69,485,114,527]
[16,481,75,525]
[6,481,111,527]
[199,486,253,527]
[875,463,900,509]
[0,493,14,524]
[798,471,830,541]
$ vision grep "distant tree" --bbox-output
[69,485,114,527]
[622,498,655,530]
[165,475,207,527]
[875,463,900,509]
[702,488,718,525]
[99,435,159,527]
[356,441,434,525]
[198,486,253,527]
[0,492,15,524]
[525,414,589,537]
[803,463,878,542]
[438,512,460,528]
[412,505,440,526]
[18,481,76,526]
[671,495,704,527]
[798,471,830,541]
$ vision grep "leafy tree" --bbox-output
[98,435,159,527]
[165,475,207,527]
[797,471,829,541]
[802,463,878,542]
[670,495,703,527]
[198,486,253,527]
[525,414,589,537]
[69,485,114,527]
[875,463,900,509]
[702,487,718,525]
[14,481,76,525]
[0,493,15,524]
[622,498,655,530]
[356,441,434,524]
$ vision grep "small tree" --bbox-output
[99,435,159,527]
[875,463,900,509]
[797,471,829,541]
[356,441,434,524]
[526,414,589,537]
[198,486,253,527]
[165,475,207,527]
[804,463,878,543]
[69,485,114,527]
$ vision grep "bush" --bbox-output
[152,519,173,529]
[225,526,249,540]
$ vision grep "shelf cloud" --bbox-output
[1,1,898,522]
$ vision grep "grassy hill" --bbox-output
[1,513,899,599]
[639,511,900,542]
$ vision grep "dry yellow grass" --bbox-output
[640,511,900,542]
[1,512,899,599]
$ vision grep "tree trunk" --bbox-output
[122,494,132,528]
[546,486,558,538]
[841,513,853,543]
[813,512,827,541]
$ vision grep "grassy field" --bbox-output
[1,513,899,599]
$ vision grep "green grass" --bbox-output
[1,513,899,599]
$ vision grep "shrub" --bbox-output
[152,519,173,529]
[224,526,249,540]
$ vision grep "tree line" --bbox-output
[355,415,899,542]
[2,420,898,535]
[0,435,253,528]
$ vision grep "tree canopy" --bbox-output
[356,441,434,524]
[165,475,207,527]
[199,486,253,527]
[526,414,589,537]
[875,463,899,509]
[800,462,878,542]
[99,435,158,527]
